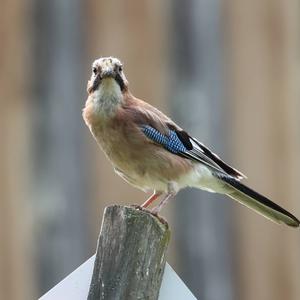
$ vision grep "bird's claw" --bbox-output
[130,204,149,212]
[131,205,169,227]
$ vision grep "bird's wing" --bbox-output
[187,136,246,179]
[141,124,245,179]
[124,98,245,179]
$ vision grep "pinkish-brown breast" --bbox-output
[83,94,193,191]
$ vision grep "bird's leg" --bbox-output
[141,191,163,208]
[151,193,174,215]
[151,183,177,215]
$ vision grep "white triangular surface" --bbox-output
[39,255,197,300]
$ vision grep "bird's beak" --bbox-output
[101,66,115,79]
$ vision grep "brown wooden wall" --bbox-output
[226,1,300,299]
[0,1,299,299]
[0,0,34,299]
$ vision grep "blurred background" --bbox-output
[1,0,300,299]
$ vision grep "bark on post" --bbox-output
[88,205,170,300]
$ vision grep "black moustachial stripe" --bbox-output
[88,73,125,94]
[89,74,101,93]
[115,73,125,91]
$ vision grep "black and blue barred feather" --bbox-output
[141,125,187,154]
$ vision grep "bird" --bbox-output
[83,56,300,228]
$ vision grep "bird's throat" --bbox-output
[92,78,123,117]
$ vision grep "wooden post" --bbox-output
[88,205,170,300]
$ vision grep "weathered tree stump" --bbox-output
[88,205,170,300]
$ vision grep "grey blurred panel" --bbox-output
[170,0,235,299]
[31,0,90,295]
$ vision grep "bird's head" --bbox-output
[87,57,128,94]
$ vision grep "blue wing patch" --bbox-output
[141,125,187,154]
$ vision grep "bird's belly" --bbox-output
[110,150,193,192]
[92,125,194,192]
[114,165,169,192]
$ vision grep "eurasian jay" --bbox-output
[83,56,299,227]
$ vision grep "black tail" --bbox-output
[217,174,300,227]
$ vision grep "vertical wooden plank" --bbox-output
[170,1,235,299]
[225,0,300,299]
[31,0,90,295]
[0,0,34,299]
[274,2,300,299]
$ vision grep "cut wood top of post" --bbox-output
[120,204,170,230]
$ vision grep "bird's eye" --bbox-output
[92,67,97,75]
[118,65,123,72]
